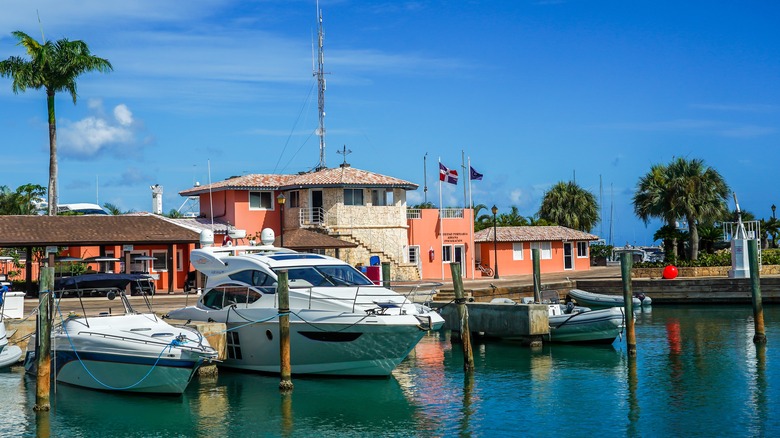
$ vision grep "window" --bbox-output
[176,249,184,271]
[289,190,300,208]
[249,191,273,210]
[371,189,393,206]
[408,245,420,264]
[529,242,552,260]
[152,250,167,271]
[442,245,453,262]
[344,189,364,206]
[228,269,275,287]
[577,241,588,258]
[512,243,524,260]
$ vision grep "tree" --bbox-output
[497,206,528,226]
[538,181,599,231]
[1,31,112,216]
[102,202,134,215]
[473,203,493,232]
[633,158,729,260]
[0,184,46,214]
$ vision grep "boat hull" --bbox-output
[171,307,443,376]
[548,307,625,344]
[568,288,642,309]
[0,344,22,369]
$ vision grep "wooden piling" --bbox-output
[450,263,474,372]
[381,262,391,288]
[620,253,637,356]
[277,270,293,391]
[748,239,767,343]
[532,248,541,303]
[34,267,54,412]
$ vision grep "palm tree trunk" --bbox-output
[688,217,699,260]
[46,89,57,216]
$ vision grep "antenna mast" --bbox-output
[314,2,327,171]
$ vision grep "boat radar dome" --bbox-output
[200,229,214,247]
[260,228,275,246]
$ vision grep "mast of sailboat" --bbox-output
[314,1,327,171]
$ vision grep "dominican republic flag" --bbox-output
[470,166,483,181]
[439,162,458,184]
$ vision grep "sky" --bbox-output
[1,0,779,247]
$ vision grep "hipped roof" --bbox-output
[179,166,417,196]
[0,215,200,247]
[474,226,599,243]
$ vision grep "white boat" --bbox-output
[167,231,444,377]
[546,303,626,344]
[568,288,651,308]
[24,291,217,393]
[1,319,22,369]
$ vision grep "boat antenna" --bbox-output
[314,1,327,171]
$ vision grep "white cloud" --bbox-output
[113,104,133,126]
[59,102,139,158]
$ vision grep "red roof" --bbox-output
[474,226,599,243]
[179,166,417,196]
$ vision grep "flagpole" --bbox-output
[461,150,467,209]
[468,156,475,280]
[438,157,444,280]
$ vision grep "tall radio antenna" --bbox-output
[314,1,327,171]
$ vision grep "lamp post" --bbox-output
[277,193,286,247]
[492,205,499,279]
[772,204,776,219]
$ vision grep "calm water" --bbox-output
[2,305,779,437]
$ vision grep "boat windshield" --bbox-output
[277,265,373,287]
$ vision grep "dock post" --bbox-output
[381,262,391,288]
[748,239,766,343]
[450,263,474,372]
[532,248,541,303]
[620,253,637,356]
[277,270,293,391]
[35,267,54,412]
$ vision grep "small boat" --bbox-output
[24,289,217,393]
[167,229,444,377]
[568,288,651,308]
[1,318,23,369]
[492,297,626,344]
[546,303,626,344]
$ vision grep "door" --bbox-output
[564,242,574,270]
[454,245,465,276]
[311,190,323,224]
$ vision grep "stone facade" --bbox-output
[633,265,780,278]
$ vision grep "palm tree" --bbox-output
[527,214,554,226]
[538,181,599,231]
[1,31,112,216]
[473,203,493,231]
[0,184,46,215]
[102,202,134,215]
[633,158,729,260]
[497,206,529,226]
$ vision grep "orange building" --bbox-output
[474,226,599,277]
[406,207,475,280]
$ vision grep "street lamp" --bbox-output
[492,204,499,279]
[277,193,286,247]
[772,204,776,219]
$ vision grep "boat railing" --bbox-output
[69,328,209,353]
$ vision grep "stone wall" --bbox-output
[632,265,780,278]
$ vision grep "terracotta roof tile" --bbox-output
[179,166,417,196]
[474,226,599,243]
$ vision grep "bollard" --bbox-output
[532,248,541,303]
[747,240,766,343]
[450,263,474,372]
[381,262,391,289]
[35,267,54,412]
[277,270,293,391]
[620,253,637,357]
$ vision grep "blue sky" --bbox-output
[2,1,779,246]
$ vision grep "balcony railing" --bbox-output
[407,209,421,220]
[299,207,326,227]
[440,208,464,219]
